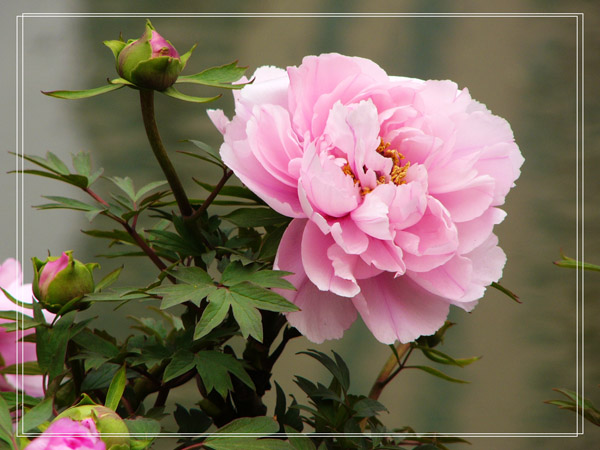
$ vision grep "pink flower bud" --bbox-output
[104,20,193,91]
[32,251,97,313]
[24,417,106,450]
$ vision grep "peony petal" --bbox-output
[274,220,357,343]
[350,184,395,240]
[408,255,473,300]
[353,273,450,344]
[301,221,360,297]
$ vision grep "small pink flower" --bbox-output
[0,258,52,397]
[25,417,106,450]
[209,53,524,344]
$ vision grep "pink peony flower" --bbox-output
[0,258,52,396]
[25,417,106,450]
[208,53,524,344]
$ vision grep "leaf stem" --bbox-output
[189,168,233,222]
[121,221,176,283]
[368,342,412,401]
[139,89,193,217]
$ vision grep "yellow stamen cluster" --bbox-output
[341,139,410,195]
[376,139,410,186]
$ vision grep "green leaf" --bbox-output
[42,82,125,99]
[161,86,220,103]
[0,361,43,376]
[94,266,123,292]
[223,208,290,228]
[36,311,75,381]
[153,283,216,309]
[491,281,521,303]
[18,398,53,433]
[298,349,350,393]
[194,183,264,204]
[124,417,161,450]
[81,363,120,391]
[213,416,280,434]
[36,195,102,214]
[415,346,480,368]
[108,176,136,202]
[0,288,33,310]
[71,151,91,177]
[135,180,168,202]
[105,365,127,410]
[182,139,223,163]
[176,61,248,89]
[229,282,298,312]
[221,262,295,290]
[46,152,70,175]
[163,350,196,382]
[553,253,600,272]
[195,350,254,398]
[0,395,15,449]
[285,426,316,450]
[352,397,388,418]
[207,288,263,341]
[405,365,469,384]
[194,297,230,340]
[205,417,291,450]
[546,387,600,426]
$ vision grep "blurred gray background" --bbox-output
[1,2,598,449]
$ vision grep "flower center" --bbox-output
[342,139,410,195]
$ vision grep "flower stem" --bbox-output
[139,89,192,217]
[368,342,411,401]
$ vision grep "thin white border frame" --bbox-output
[14,11,585,441]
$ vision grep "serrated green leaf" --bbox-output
[194,297,230,340]
[221,262,294,290]
[82,229,136,245]
[223,208,290,228]
[163,350,196,382]
[229,282,298,312]
[221,289,263,342]
[153,283,216,309]
[195,350,254,398]
[176,61,248,89]
[406,365,469,384]
[259,223,288,260]
[161,86,221,103]
[42,82,125,99]
[105,365,127,411]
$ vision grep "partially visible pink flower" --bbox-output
[25,417,106,450]
[209,53,524,344]
[0,258,52,397]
